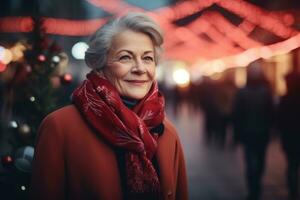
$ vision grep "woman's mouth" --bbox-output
[125,80,149,86]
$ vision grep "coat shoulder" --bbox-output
[162,117,180,142]
[38,105,86,139]
[45,105,81,122]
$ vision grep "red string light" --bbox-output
[43,18,106,36]
[0,0,299,67]
[186,16,243,52]
[0,17,33,32]
[238,20,256,34]
[218,0,298,38]
[202,12,262,49]
[0,17,106,36]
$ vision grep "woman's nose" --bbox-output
[132,59,146,73]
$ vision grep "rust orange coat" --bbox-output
[30,105,188,200]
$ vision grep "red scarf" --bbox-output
[72,71,165,197]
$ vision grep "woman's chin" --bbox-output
[120,85,152,100]
[121,90,149,100]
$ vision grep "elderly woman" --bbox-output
[30,13,188,200]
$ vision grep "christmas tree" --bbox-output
[0,16,71,199]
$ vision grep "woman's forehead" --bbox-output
[110,30,154,53]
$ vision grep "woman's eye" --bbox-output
[143,56,154,62]
[119,55,131,61]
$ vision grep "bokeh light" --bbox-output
[71,42,88,60]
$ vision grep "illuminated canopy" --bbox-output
[0,0,299,69]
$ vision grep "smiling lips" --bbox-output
[125,80,149,86]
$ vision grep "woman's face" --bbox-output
[104,30,156,100]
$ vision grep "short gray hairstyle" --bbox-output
[85,12,164,70]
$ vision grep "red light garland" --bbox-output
[0,17,106,36]
[238,20,256,34]
[0,17,33,32]
[0,0,299,67]
[186,16,242,52]
[218,0,298,38]
[43,18,106,36]
[202,12,262,49]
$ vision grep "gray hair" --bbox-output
[85,12,164,70]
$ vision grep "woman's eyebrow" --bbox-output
[115,50,154,56]
[144,51,154,55]
[116,50,133,55]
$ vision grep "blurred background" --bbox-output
[1,0,300,199]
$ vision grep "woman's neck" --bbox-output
[121,96,139,109]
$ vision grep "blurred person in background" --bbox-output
[199,74,237,148]
[277,56,300,200]
[198,77,219,145]
[233,59,273,200]
[30,12,188,200]
[213,73,237,148]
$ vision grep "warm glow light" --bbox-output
[210,73,222,80]
[284,36,300,50]
[234,54,251,67]
[260,47,273,59]
[172,68,190,87]
[229,48,259,68]
[211,59,225,73]
[199,62,213,76]
[235,67,246,88]
[10,43,26,61]
[245,48,260,61]
[190,60,206,81]
[0,46,13,65]
[273,54,291,96]
[71,42,88,60]
[2,49,13,64]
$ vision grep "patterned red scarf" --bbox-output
[72,71,165,197]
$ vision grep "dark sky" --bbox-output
[248,0,300,10]
[0,0,176,19]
